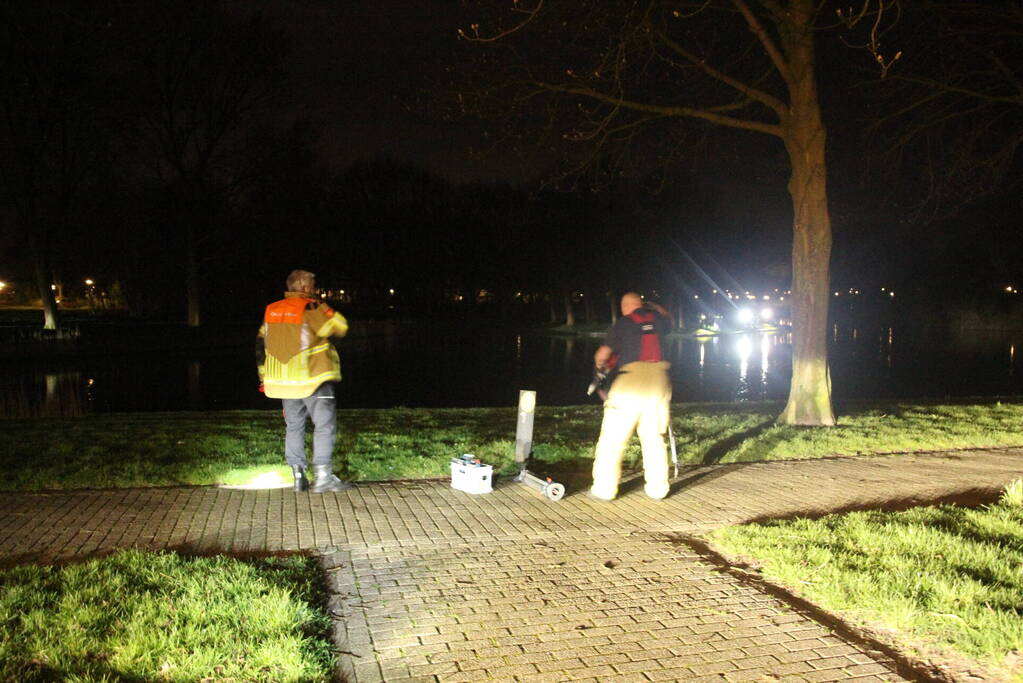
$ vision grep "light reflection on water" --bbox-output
[3,326,1022,416]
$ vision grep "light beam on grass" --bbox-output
[218,465,291,489]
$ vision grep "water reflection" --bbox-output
[4,326,1023,414]
[0,370,88,418]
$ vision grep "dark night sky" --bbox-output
[236,0,536,184]
[235,1,800,284]
[189,2,1023,292]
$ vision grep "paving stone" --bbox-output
[4,450,1020,681]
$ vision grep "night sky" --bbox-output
[230,0,1019,292]
[233,1,525,183]
[2,1,1020,308]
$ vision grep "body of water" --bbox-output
[3,325,1021,416]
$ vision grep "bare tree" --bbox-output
[867,0,1022,222]
[0,2,116,329]
[122,0,287,327]
[459,0,900,425]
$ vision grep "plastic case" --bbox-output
[450,455,493,494]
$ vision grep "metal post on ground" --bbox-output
[515,389,535,465]
[514,390,565,501]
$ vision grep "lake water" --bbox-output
[3,325,1021,416]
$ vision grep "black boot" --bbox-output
[291,465,308,492]
[309,464,352,493]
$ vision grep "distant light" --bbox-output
[84,278,94,286]
[339,289,345,294]
[711,289,718,294]
[0,281,5,290]
[738,308,754,323]
[760,307,774,320]
[388,288,395,295]
[890,291,895,298]
[762,295,770,300]
[50,284,57,290]
[834,292,840,296]
[693,294,699,299]
[321,293,326,298]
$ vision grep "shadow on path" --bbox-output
[700,419,776,464]
[669,533,945,683]
[739,485,1007,526]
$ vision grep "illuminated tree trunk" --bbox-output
[33,259,59,330]
[27,222,59,330]
[563,290,575,327]
[778,4,835,426]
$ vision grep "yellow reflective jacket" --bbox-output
[257,292,349,399]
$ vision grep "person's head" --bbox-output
[620,291,644,316]
[286,269,316,294]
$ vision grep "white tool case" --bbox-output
[450,455,493,494]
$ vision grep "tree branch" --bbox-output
[730,0,790,84]
[534,80,782,137]
[650,24,787,118]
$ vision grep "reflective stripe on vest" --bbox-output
[628,310,662,361]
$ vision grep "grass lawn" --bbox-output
[0,549,335,682]
[2,400,1023,490]
[709,481,1023,682]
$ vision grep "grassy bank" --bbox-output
[709,481,1023,682]
[2,400,1023,491]
[0,550,335,682]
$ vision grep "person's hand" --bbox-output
[258,383,265,393]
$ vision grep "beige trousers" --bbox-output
[591,361,672,500]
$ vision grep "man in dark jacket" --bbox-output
[590,292,672,501]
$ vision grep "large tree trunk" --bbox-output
[778,3,835,426]
[27,222,59,330]
[33,259,59,330]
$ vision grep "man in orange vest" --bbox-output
[257,269,351,493]
[590,292,672,501]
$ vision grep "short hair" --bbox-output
[286,269,315,292]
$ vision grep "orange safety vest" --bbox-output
[259,293,348,399]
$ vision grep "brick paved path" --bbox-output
[2,449,1021,682]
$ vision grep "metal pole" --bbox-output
[515,390,535,464]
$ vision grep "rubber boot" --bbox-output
[291,465,308,492]
[309,464,352,494]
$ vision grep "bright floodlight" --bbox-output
[760,307,774,320]
[738,308,754,324]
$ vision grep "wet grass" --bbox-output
[709,480,1023,682]
[0,550,335,682]
[2,400,1023,490]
